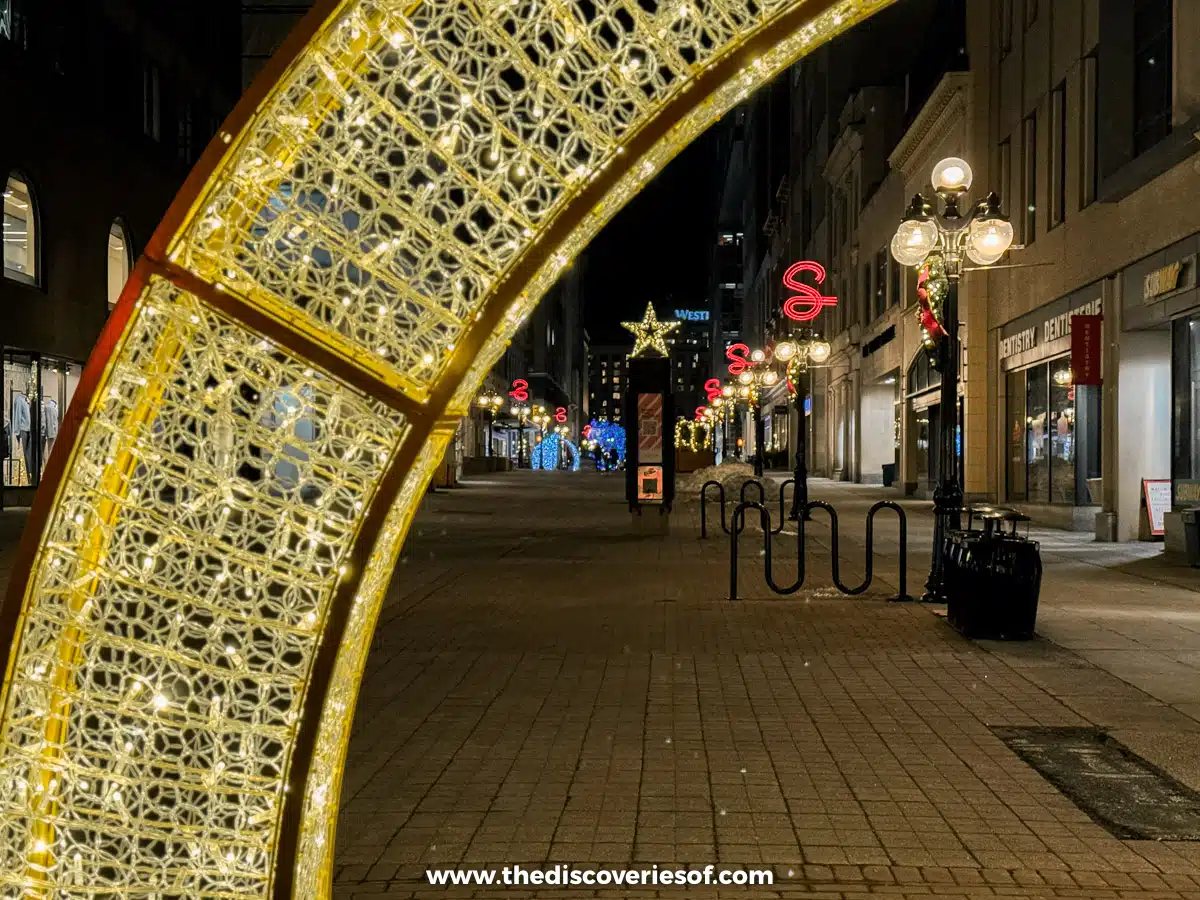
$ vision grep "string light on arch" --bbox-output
[0,0,901,895]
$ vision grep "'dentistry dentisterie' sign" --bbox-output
[999,294,1103,367]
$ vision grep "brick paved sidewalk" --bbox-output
[4,473,1200,897]
[327,471,1200,899]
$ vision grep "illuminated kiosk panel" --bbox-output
[0,1,892,897]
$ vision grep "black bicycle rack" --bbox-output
[700,478,793,538]
[728,499,913,603]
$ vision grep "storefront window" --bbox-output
[914,409,930,484]
[1026,364,1049,500]
[4,353,38,486]
[1172,317,1200,497]
[4,352,82,489]
[1076,385,1102,503]
[1049,368,1075,504]
[1007,369,1027,501]
[1008,357,1100,505]
[39,357,80,481]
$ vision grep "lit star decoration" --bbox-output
[621,302,680,358]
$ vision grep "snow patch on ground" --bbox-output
[676,462,759,501]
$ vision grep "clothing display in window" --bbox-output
[11,392,31,485]
[42,396,59,463]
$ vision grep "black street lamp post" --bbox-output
[511,403,532,467]
[476,390,504,457]
[735,349,779,478]
[792,386,808,518]
[773,332,830,521]
[889,157,1014,603]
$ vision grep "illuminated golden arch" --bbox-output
[0,1,892,896]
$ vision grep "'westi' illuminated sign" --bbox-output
[674,309,710,322]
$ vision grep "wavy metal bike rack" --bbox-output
[700,478,793,538]
[729,499,912,602]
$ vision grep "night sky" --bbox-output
[582,129,721,344]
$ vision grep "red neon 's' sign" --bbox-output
[694,406,707,421]
[782,260,838,322]
[726,343,751,376]
[554,406,568,423]
[703,378,723,403]
[508,378,529,401]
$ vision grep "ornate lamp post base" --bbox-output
[922,479,963,602]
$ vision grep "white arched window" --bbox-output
[3,173,37,284]
[107,220,132,310]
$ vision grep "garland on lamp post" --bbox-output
[889,157,1014,603]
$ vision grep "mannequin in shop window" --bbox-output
[42,393,59,471]
[11,389,32,485]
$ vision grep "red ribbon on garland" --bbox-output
[916,265,948,341]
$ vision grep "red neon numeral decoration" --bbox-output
[726,343,750,376]
[554,406,567,423]
[703,378,723,403]
[782,260,838,322]
[508,378,529,401]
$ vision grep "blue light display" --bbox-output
[587,419,626,471]
[531,433,582,471]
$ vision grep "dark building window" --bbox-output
[1049,83,1066,228]
[1080,54,1098,208]
[1024,0,1037,27]
[1133,0,1173,156]
[108,221,132,311]
[997,136,1012,217]
[144,62,162,141]
[1,0,27,48]
[1000,0,1013,55]
[889,253,900,309]
[1021,114,1037,245]
[3,173,38,285]
[874,248,888,319]
[178,102,194,163]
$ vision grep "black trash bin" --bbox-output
[946,509,1042,640]
[881,463,896,487]
[1183,508,1200,567]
